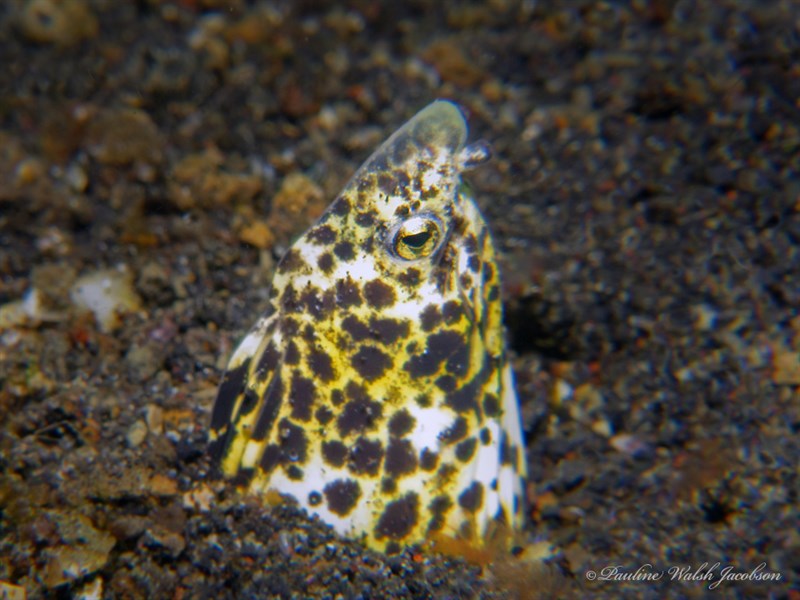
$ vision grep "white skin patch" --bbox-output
[407,404,458,451]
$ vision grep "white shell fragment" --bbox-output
[70,266,142,333]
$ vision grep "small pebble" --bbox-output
[19,0,98,46]
[126,420,148,448]
[145,404,165,435]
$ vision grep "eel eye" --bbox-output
[392,216,441,260]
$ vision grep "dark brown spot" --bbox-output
[404,330,466,378]
[322,440,348,468]
[480,427,491,445]
[209,360,249,446]
[315,404,334,425]
[317,252,334,274]
[360,236,374,254]
[231,467,255,487]
[483,393,500,417]
[369,317,410,345]
[420,304,442,332]
[251,372,284,441]
[404,352,436,378]
[284,340,300,365]
[384,439,418,478]
[487,285,500,302]
[435,375,457,392]
[415,393,431,408]
[287,465,304,480]
[455,437,477,462]
[429,330,466,362]
[324,479,361,516]
[445,343,470,377]
[278,417,307,463]
[419,448,439,471]
[255,342,280,381]
[308,491,322,506]
[333,241,355,261]
[381,477,397,494]
[427,495,452,533]
[432,260,452,294]
[282,317,299,336]
[335,277,362,308]
[344,316,409,346]
[459,273,473,290]
[446,380,481,414]
[338,383,383,437]
[396,268,421,289]
[276,248,307,274]
[308,347,335,382]
[483,261,495,283]
[458,481,484,513]
[388,410,415,438]
[463,233,478,254]
[467,254,481,273]
[499,431,512,466]
[330,196,350,216]
[307,224,337,245]
[355,211,374,227]
[259,445,281,473]
[374,492,419,540]
[348,436,384,476]
[446,361,491,415]
[351,345,392,381]
[289,372,315,421]
[394,204,410,217]
[438,416,468,445]
[421,185,439,201]
[442,300,463,325]
[363,279,396,309]
[239,388,258,416]
[301,287,335,320]
[331,388,344,405]
[342,315,370,341]
[281,284,302,313]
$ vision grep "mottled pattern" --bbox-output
[209,101,527,553]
